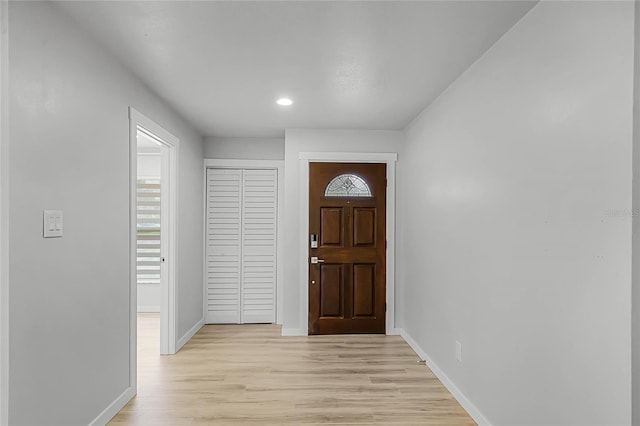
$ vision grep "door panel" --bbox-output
[353,264,375,317]
[353,208,376,247]
[309,162,386,335]
[206,169,242,324]
[241,169,277,324]
[320,208,343,247]
[319,264,343,317]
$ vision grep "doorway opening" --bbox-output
[129,107,179,394]
[136,131,162,357]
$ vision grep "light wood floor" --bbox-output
[109,314,475,425]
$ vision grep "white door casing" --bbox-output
[129,107,179,371]
[0,1,8,423]
[297,152,398,336]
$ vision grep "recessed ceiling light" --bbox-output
[276,98,293,106]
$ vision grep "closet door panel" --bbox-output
[241,169,277,323]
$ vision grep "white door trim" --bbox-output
[129,107,180,370]
[158,139,178,355]
[203,159,284,324]
[298,152,398,335]
[0,1,8,423]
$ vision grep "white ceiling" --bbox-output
[55,1,537,138]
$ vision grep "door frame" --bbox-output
[298,152,398,335]
[129,107,179,370]
[203,159,285,324]
[0,1,8,422]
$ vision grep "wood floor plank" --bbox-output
[109,315,476,425]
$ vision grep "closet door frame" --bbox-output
[204,159,284,325]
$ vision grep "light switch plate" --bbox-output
[43,210,63,238]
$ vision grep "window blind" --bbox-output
[137,178,161,284]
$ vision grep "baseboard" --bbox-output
[281,327,307,336]
[176,317,204,352]
[136,305,160,313]
[398,328,492,426]
[282,327,403,337]
[88,386,135,426]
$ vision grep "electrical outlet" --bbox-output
[456,341,462,363]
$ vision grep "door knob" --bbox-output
[310,256,325,264]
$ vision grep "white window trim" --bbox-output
[298,152,398,336]
[203,158,285,325]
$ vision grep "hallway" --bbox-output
[109,316,475,425]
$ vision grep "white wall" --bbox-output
[8,2,204,425]
[282,129,402,333]
[399,2,634,425]
[137,153,160,178]
[137,284,161,313]
[204,137,284,160]
[137,153,161,312]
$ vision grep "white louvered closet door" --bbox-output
[206,169,242,323]
[241,169,277,323]
[206,168,277,324]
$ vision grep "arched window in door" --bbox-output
[324,174,372,197]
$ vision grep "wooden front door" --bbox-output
[308,162,386,335]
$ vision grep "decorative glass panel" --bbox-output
[324,174,372,197]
